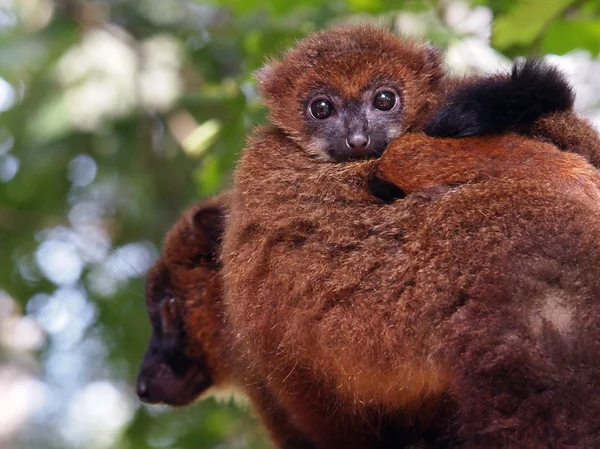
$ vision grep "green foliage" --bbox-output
[489,0,600,56]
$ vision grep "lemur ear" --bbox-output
[254,62,274,87]
[424,44,442,65]
[422,44,444,83]
[254,60,279,99]
[190,205,225,250]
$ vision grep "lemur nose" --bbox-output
[346,132,370,150]
[136,378,150,400]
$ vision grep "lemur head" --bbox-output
[136,196,229,406]
[257,25,444,161]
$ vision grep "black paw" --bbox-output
[368,175,406,203]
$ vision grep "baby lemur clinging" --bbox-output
[223,25,600,449]
[136,193,314,449]
[258,25,599,164]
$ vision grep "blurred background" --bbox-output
[2,0,600,448]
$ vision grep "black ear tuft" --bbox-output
[508,59,574,116]
[425,59,575,138]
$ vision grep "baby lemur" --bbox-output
[257,26,599,164]
[223,25,600,449]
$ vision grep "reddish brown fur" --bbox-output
[531,111,600,166]
[138,194,230,408]
[224,126,600,448]
[141,193,314,449]
[259,25,600,165]
[223,26,600,448]
[377,133,600,203]
[154,194,232,386]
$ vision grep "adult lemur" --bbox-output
[223,25,600,449]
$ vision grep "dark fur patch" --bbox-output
[368,174,406,202]
[424,60,575,138]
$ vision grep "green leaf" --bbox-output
[492,0,577,50]
[543,19,600,56]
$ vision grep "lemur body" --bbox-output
[226,128,600,449]
[223,26,600,448]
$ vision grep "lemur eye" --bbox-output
[373,91,396,111]
[160,297,178,333]
[309,99,334,119]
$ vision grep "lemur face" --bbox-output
[136,263,214,406]
[302,82,404,160]
[136,202,227,406]
[257,25,443,162]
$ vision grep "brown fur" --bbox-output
[223,25,600,448]
[224,126,600,448]
[530,111,600,166]
[137,194,230,407]
[138,193,314,449]
[160,194,231,385]
[376,133,600,203]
